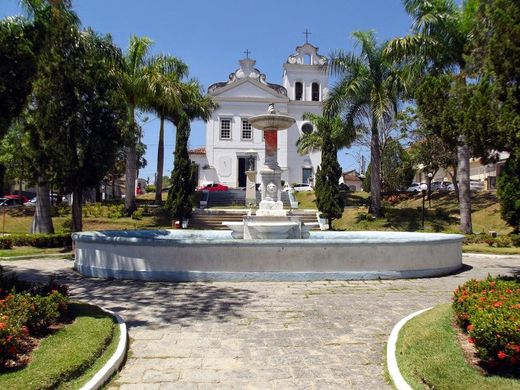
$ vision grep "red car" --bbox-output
[4,194,30,204]
[197,183,229,192]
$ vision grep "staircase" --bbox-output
[187,209,319,230]
[204,189,291,208]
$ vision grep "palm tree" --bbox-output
[296,113,356,155]
[324,30,406,217]
[385,0,477,233]
[120,35,155,215]
[142,55,189,204]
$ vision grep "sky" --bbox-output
[1,0,414,182]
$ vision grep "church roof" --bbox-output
[208,57,287,96]
[188,147,206,155]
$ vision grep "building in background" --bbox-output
[189,41,327,188]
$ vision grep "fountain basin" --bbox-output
[73,230,464,281]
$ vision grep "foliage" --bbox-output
[497,150,520,233]
[296,113,355,155]
[82,203,124,219]
[0,233,72,249]
[380,137,415,191]
[468,0,520,156]
[453,276,520,370]
[324,30,407,217]
[0,123,34,187]
[312,116,344,228]
[0,268,69,366]
[0,16,37,133]
[167,115,197,222]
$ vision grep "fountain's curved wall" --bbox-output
[73,230,464,281]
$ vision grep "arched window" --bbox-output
[311,83,320,101]
[295,82,303,101]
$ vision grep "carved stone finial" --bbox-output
[267,103,276,114]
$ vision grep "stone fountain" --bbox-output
[223,104,312,240]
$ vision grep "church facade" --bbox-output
[189,41,328,188]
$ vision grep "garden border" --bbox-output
[80,307,127,390]
[386,306,433,390]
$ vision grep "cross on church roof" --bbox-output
[244,49,251,59]
[303,28,311,44]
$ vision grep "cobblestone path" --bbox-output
[2,254,519,389]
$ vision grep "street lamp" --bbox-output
[420,183,428,230]
[427,172,433,208]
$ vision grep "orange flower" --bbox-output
[467,324,474,332]
[493,301,503,308]
[0,322,6,330]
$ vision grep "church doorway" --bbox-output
[237,157,247,187]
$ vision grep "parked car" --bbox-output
[447,181,484,191]
[0,197,22,207]
[292,183,313,192]
[4,194,29,204]
[406,183,423,193]
[196,183,229,192]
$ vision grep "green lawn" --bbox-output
[0,303,119,390]
[396,304,520,390]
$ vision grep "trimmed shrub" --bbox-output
[453,276,520,369]
[5,233,72,248]
[0,237,13,250]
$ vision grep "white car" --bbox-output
[406,183,422,193]
[292,183,313,192]
[447,181,484,191]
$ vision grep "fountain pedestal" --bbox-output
[245,170,257,206]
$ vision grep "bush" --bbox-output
[153,206,172,226]
[145,185,156,193]
[510,234,520,247]
[453,276,520,369]
[131,208,143,220]
[0,238,13,250]
[0,268,69,367]
[5,233,72,248]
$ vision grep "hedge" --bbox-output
[0,233,72,249]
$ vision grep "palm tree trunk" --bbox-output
[71,189,83,232]
[124,104,137,216]
[155,115,165,204]
[457,140,472,234]
[370,119,382,217]
[31,175,54,234]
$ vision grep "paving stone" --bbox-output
[2,254,519,389]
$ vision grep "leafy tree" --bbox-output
[296,113,355,154]
[313,116,344,229]
[325,31,407,217]
[468,0,519,155]
[497,150,520,233]
[380,138,415,192]
[0,16,38,195]
[166,81,216,225]
[142,55,188,204]
[120,35,154,216]
[386,0,479,233]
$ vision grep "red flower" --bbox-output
[511,356,518,365]
[0,322,6,330]
[467,324,474,332]
[493,301,503,308]
[497,351,508,360]
[468,337,475,344]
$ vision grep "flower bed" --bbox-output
[453,275,520,371]
[0,266,69,368]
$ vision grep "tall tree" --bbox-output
[324,30,406,217]
[120,35,154,216]
[142,55,188,204]
[166,81,216,225]
[386,0,479,233]
[307,115,344,229]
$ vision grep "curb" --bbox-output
[463,252,520,258]
[387,307,433,390]
[0,253,73,261]
[81,307,127,390]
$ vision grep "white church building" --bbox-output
[189,41,328,189]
